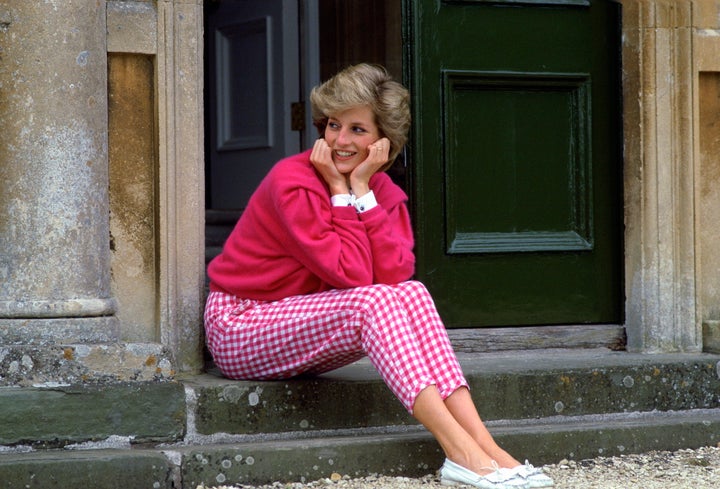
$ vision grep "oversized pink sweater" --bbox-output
[208,150,416,301]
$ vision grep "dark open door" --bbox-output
[406,0,623,328]
[204,0,404,264]
[206,0,306,211]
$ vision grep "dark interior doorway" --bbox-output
[204,0,404,264]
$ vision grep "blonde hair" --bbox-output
[310,63,410,171]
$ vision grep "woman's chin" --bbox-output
[333,163,356,176]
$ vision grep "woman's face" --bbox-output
[323,105,381,177]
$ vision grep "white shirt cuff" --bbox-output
[331,194,354,207]
[353,190,377,213]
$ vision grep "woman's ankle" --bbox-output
[484,447,520,469]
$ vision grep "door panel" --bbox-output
[444,71,592,254]
[406,0,623,327]
[206,0,300,210]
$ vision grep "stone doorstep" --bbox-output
[0,381,187,448]
[179,409,720,487]
[0,409,719,489]
[1,348,720,448]
[187,349,720,436]
[0,349,719,488]
[0,449,176,489]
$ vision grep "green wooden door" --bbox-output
[406,0,623,327]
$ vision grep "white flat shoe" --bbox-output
[501,461,554,488]
[439,459,530,489]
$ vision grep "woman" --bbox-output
[204,63,553,489]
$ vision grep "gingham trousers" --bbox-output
[203,280,468,413]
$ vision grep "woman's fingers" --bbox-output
[367,137,391,162]
[310,138,332,167]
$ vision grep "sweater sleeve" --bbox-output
[274,185,376,289]
[359,201,415,284]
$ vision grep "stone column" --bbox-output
[156,0,206,373]
[0,0,117,343]
[622,0,699,352]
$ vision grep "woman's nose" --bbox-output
[336,128,351,145]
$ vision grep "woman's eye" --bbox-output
[328,121,340,130]
[352,126,366,134]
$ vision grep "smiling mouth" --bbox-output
[335,150,355,158]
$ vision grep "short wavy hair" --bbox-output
[310,63,411,172]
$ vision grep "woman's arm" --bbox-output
[275,186,375,289]
[360,201,415,284]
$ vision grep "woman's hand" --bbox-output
[310,138,349,195]
[350,137,391,197]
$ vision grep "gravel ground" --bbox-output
[197,445,720,489]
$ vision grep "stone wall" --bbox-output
[0,0,203,384]
[106,0,206,372]
[694,2,720,350]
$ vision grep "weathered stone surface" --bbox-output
[0,1,114,329]
[179,410,720,488]
[0,350,719,488]
[155,0,206,374]
[179,433,442,488]
[0,342,174,387]
[621,0,699,353]
[467,353,720,421]
[0,449,176,489]
[107,0,157,54]
[495,409,720,468]
[184,351,720,437]
[704,321,720,353]
[187,369,409,436]
[698,71,720,331]
[108,52,158,342]
[0,381,185,447]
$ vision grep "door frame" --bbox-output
[145,0,708,374]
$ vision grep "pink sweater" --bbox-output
[208,150,416,301]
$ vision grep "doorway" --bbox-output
[204,0,404,262]
[203,0,625,344]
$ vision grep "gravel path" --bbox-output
[197,445,720,489]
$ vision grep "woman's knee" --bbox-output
[395,280,430,296]
[353,283,399,308]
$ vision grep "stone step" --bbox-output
[185,349,720,436]
[0,381,185,448]
[1,408,719,489]
[1,349,719,488]
[177,408,720,487]
[3,349,720,446]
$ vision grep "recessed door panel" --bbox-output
[206,0,300,211]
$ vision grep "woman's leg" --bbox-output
[204,289,368,380]
[206,286,519,472]
[389,281,468,400]
[204,285,437,399]
[389,281,520,469]
[207,284,447,412]
[444,387,521,469]
[413,385,499,475]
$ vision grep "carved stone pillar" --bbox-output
[622,0,699,352]
[0,0,117,342]
[156,0,205,372]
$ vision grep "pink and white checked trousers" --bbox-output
[203,280,468,413]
